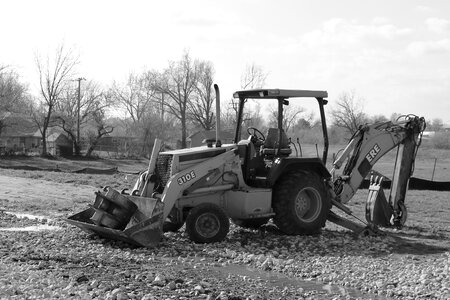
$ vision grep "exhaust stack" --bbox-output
[214,84,221,147]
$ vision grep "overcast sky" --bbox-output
[1,0,449,123]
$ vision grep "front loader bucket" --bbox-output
[66,188,164,247]
[365,176,394,227]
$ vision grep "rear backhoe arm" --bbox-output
[331,116,426,205]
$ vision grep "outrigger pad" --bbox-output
[365,176,394,227]
[66,189,164,248]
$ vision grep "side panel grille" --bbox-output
[155,154,173,188]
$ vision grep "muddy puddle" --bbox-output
[163,255,386,298]
[215,264,387,299]
[5,211,49,221]
[1,211,62,232]
[0,224,62,232]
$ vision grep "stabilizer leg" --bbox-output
[328,200,381,237]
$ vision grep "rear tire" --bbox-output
[186,203,229,243]
[231,218,270,229]
[272,170,330,235]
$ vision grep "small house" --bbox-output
[45,131,73,156]
[0,113,40,154]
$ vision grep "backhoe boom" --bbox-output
[332,116,425,205]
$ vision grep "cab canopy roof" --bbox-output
[233,89,328,99]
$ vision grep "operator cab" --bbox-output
[233,89,329,188]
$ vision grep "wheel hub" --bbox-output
[195,213,220,238]
[295,188,321,222]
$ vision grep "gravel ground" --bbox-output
[1,210,449,300]
[0,169,449,300]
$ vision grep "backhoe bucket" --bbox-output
[66,188,164,247]
[365,176,394,227]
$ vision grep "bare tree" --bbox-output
[154,51,200,148]
[111,73,155,124]
[189,61,215,130]
[220,106,238,132]
[242,102,265,130]
[0,66,28,136]
[390,112,402,123]
[142,70,169,139]
[34,44,78,156]
[292,112,316,131]
[84,108,114,157]
[369,114,389,124]
[240,63,268,90]
[56,80,111,156]
[0,66,27,112]
[330,91,368,135]
[226,63,269,132]
[268,104,305,132]
[110,72,163,155]
[429,118,444,132]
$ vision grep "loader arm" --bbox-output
[332,116,425,205]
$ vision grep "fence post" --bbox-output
[431,157,437,181]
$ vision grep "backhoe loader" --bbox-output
[66,85,425,247]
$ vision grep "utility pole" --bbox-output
[230,98,239,125]
[160,92,165,137]
[75,77,86,154]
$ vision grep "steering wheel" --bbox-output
[247,127,265,143]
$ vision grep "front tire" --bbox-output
[186,203,230,243]
[272,170,330,235]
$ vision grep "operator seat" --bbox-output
[261,128,292,158]
[237,138,266,185]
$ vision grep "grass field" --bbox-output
[291,141,450,181]
[0,155,149,173]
